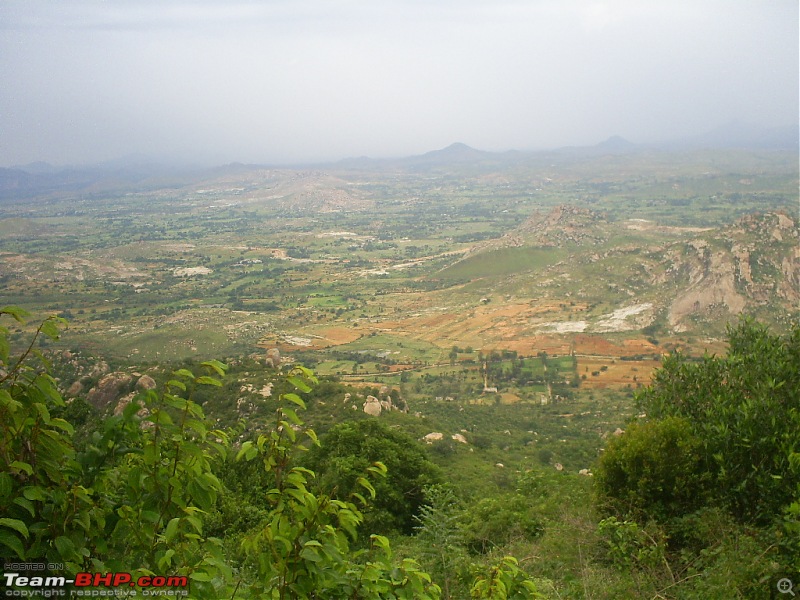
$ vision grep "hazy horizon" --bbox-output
[1,1,797,167]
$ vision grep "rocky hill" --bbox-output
[459,205,798,336]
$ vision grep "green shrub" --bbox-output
[595,417,710,521]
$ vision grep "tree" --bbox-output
[595,417,710,521]
[633,319,800,524]
[0,308,231,597]
[303,419,441,536]
[596,318,800,539]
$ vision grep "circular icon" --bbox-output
[778,578,795,596]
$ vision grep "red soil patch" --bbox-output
[488,336,572,357]
[577,357,661,390]
[316,327,363,346]
[574,334,658,357]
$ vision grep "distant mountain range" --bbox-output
[1,122,796,199]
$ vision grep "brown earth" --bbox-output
[577,358,661,390]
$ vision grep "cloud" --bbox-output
[0,0,796,165]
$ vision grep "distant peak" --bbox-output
[596,135,635,149]
[422,142,485,158]
[442,142,473,151]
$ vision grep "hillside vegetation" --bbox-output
[1,310,798,598]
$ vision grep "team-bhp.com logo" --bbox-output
[3,571,189,597]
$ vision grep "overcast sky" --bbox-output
[0,0,797,166]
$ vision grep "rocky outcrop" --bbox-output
[86,373,133,410]
[669,250,746,331]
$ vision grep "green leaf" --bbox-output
[54,535,75,559]
[368,461,388,477]
[189,571,212,582]
[186,515,203,534]
[189,481,214,511]
[10,461,33,477]
[22,486,46,501]
[236,441,256,461]
[356,477,376,499]
[281,407,302,426]
[0,472,12,500]
[164,394,189,411]
[283,393,306,409]
[173,369,195,380]
[34,402,52,424]
[300,546,323,562]
[158,549,175,571]
[287,376,312,393]
[166,379,187,391]
[39,319,63,340]
[200,360,227,377]
[1,306,30,323]
[164,518,180,543]
[0,518,29,539]
[12,497,35,518]
[370,534,390,552]
[195,376,222,387]
[49,418,75,435]
[0,334,9,363]
[0,529,25,559]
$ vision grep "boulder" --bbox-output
[363,396,382,417]
[265,348,281,368]
[136,374,157,390]
[87,373,133,410]
[114,392,146,417]
[422,432,443,444]
[66,380,83,397]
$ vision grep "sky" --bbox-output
[0,0,797,166]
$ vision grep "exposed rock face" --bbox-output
[87,373,133,410]
[669,251,747,331]
[655,211,799,331]
[363,395,382,417]
[451,433,468,444]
